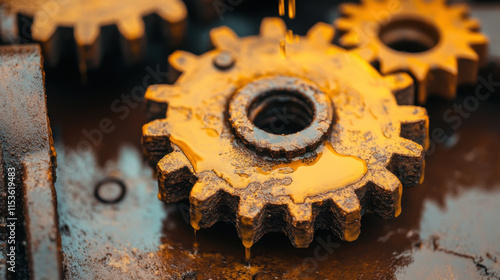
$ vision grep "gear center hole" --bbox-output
[248,90,315,135]
[379,19,440,53]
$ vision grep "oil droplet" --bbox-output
[288,0,296,19]
[245,246,251,266]
[280,39,286,58]
[286,29,294,42]
[193,229,199,254]
[279,0,285,16]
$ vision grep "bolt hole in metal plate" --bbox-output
[379,18,441,53]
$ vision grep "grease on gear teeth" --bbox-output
[0,0,187,68]
[142,18,430,249]
[335,0,489,104]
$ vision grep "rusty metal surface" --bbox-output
[335,0,489,104]
[0,45,62,279]
[0,0,187,68]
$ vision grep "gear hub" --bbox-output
[142,18,429,248]
[335,0,489,103]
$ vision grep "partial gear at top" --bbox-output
[0,0,187,69]
[142,18,429,249]
[335,0,489,104]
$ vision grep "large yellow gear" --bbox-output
[142,18,429,249]
[335,0,489,103]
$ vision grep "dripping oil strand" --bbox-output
[245,246,251,266]
[279,0,295,18]
[278,0,298,58]
[288,0,296,19]
[279,0,285,16]
[193,229,199,253]
[280,39,286,58]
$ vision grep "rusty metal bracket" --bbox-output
[0,44,62,280]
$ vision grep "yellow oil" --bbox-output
[279,0,298,58]
[288,0,296,19]
[245,246,251,265]
[279,0,285,16]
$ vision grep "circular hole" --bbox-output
[94,178,127,204]
[379,19,440,53]
[247,90,315,135]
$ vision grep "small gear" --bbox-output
[335,0,489,104]
[0,0,187,68]
[142,18,429,248]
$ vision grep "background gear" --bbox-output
[0,0,187,69]
[335,0,489,103]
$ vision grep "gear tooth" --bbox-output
[156,0,188,23]
[455,44,481,84]
[117,15,146,63]
[438,56,459,75]
[467,33,489,67]
[331,189,361,241]
[145,84,178,104]
[380,56,405,75]
[334,18,354,32]
[383,73,415,105]
[168,50,197,72]
[456,45,479,61]
[287,204,314,248]
[0,6,18,42]
[395,137,424,158]
[370,169,403,218]
[31,17,57,42]
[209,26,240,50]
[157,144,197,203]
[74,21,100,46]
[465,18,481,32]
[306,22,335,44]
[142,119,173,164]
[260,17,286,38]
[190,172,225,202]
[397,105,429,150]
[145,84,180,121]
[428,56,459,100]
[388,138,425,187]
[30,17,61,66]
[408,59,430,81]
[467,32,490,47]
[350,47,377,63]
[189,171,226,230]
[449,3,470,18]
[406,59,431,104]
[339,3,361,17]
[237,199,265,248]
[339,31,361,48]
[117,15,145,41]
[74,21,101,69]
